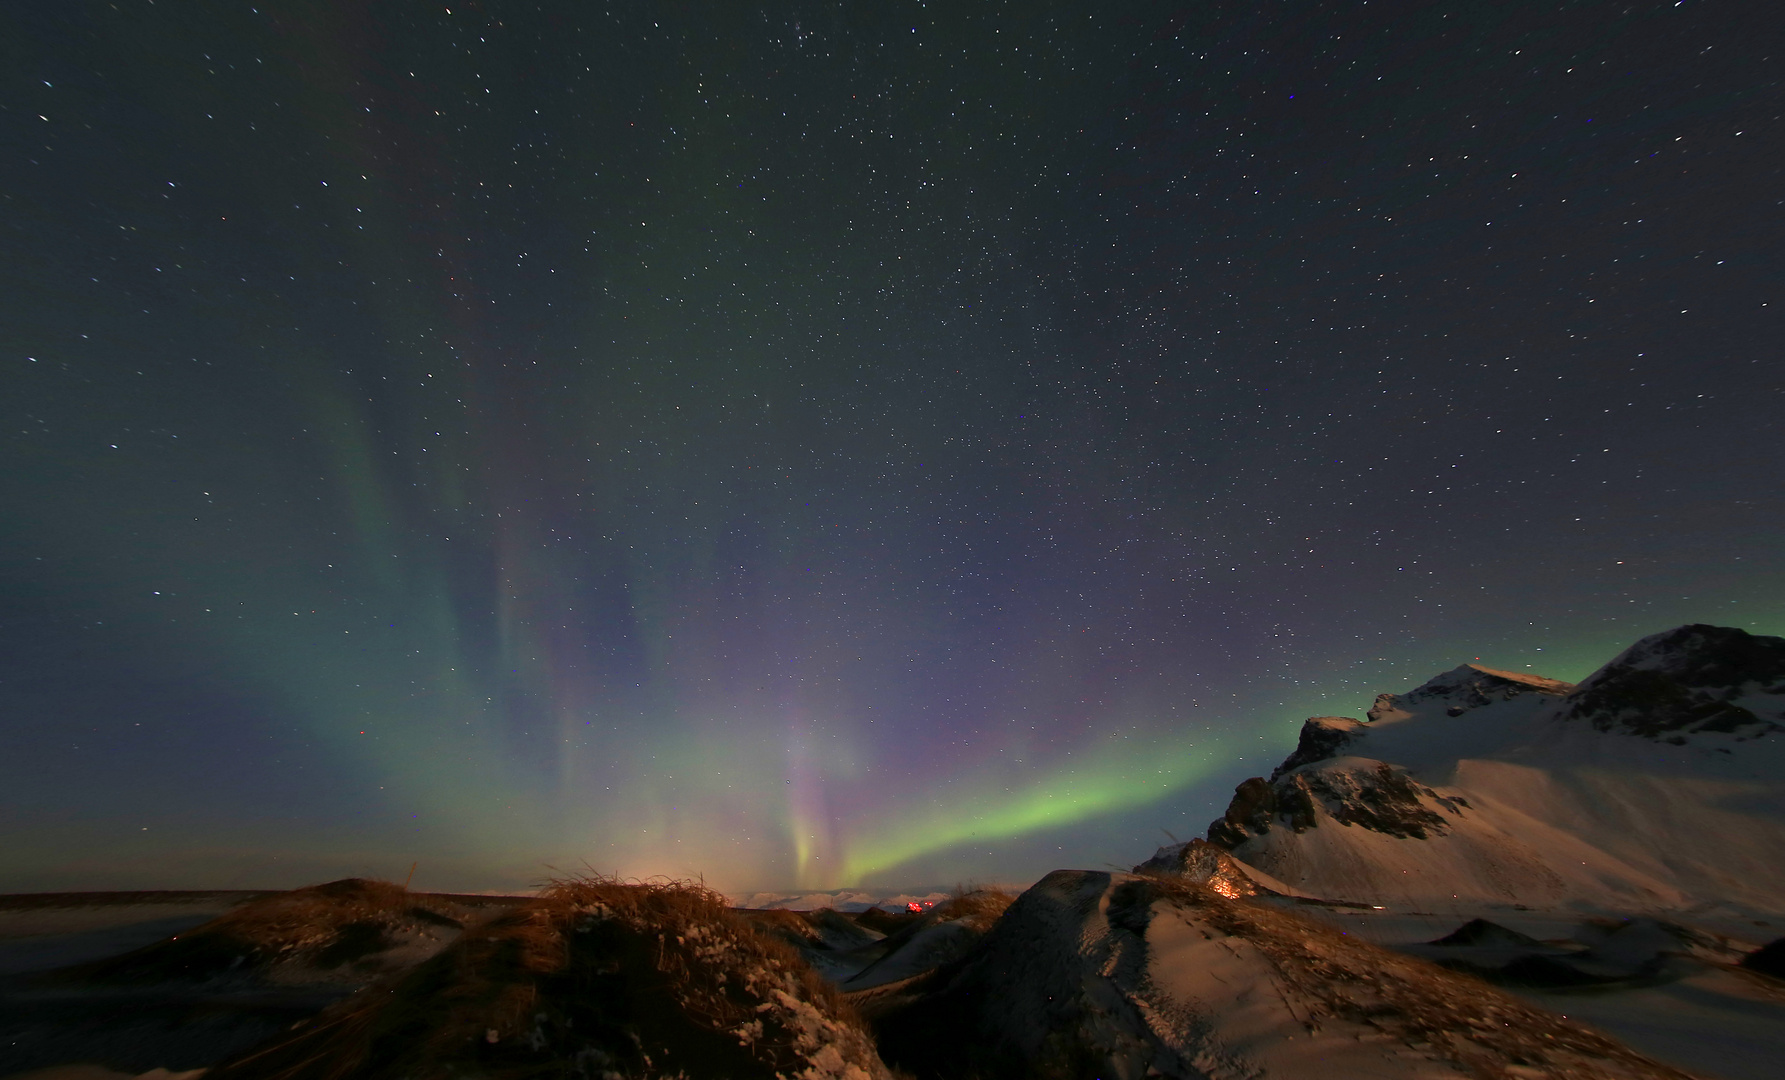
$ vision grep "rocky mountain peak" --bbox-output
[1563,624,1785,741]
[1269,716,1366,780]
[1368,663,1574,722]
[1590,624,1785,685]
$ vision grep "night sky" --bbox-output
[3,0,1780,894]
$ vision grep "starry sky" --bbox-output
[2,0,1780,895]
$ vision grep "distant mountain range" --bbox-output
[1194,624,1785,913]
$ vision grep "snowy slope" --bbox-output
[1203,626,1785,913]
[866,870,1694,1080]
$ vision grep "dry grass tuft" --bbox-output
[206,875,889,1080]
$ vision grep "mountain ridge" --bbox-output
[1197,624,1785,913]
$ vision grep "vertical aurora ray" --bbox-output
[781,708,840,889]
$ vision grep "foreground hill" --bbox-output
[864,870,1695,1080]
[0,882,517,1077]
[205,878,888,1080]
[1200,625,1785,913]
[46,878,472,988]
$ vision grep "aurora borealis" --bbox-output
[3,1,1780,894]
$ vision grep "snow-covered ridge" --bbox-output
[1199,624,1785,913]
[1365,663,1574,725]
[1562,623,1785,740]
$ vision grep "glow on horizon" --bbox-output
[819,733,1228,887]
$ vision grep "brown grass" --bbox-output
[207,875,888,1080]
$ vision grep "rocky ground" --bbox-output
[4,873,1784,1080]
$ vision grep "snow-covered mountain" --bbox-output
[1200,625,1785,913]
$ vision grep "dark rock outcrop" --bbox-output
[1207,776,1301,848]
[1740,937,1785,980]
[1268,716,1365,780]
[1208,761,1470,849]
